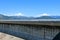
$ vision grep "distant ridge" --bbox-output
[0,14,60,19]
[36,16,54,19]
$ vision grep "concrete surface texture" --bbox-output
[0,32,24,40]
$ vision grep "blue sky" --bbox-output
[0,0,60,17]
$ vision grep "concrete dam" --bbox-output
[0,20,60,40]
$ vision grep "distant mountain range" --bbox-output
[0,14,35,19]
[36,16,60,19]
[0,14,60,19]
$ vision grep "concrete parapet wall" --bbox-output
[0,23,60,40]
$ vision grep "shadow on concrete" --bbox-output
[53,32,60,40]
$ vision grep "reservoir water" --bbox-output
[0,19,60,21]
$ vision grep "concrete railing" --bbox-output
[0,21,60,26]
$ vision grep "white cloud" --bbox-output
[36,13,49,17]
[3,13,24,16]
[14,13,24,16]
[41,13,49,16]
